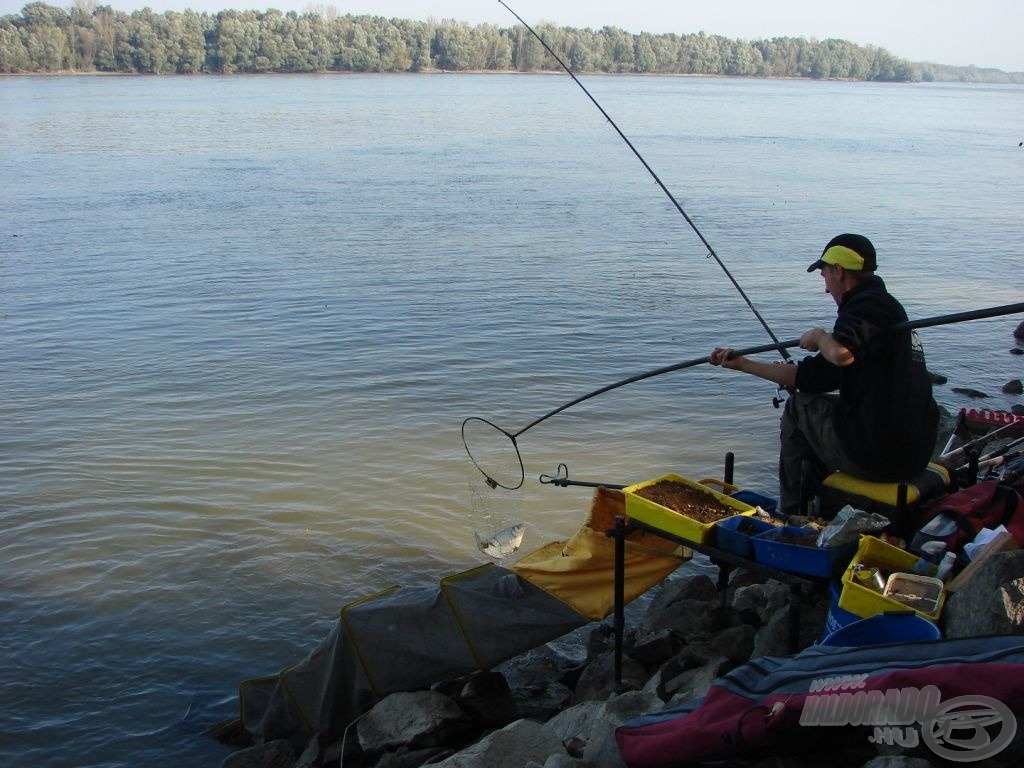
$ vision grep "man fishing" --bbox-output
[709,233,939,517]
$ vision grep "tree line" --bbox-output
[2,2,1020,83]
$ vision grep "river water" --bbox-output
[1,73,1022,766]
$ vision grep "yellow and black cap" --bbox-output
[806,233,877,273]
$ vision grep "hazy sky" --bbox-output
[4,0,1022,72]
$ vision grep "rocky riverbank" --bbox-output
[217,546,1024,768]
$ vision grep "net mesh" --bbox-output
[461,416,525,491]
[466,476,526,561]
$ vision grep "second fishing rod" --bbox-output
[498,0,789,366]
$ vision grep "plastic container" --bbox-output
[821,612,942,647]
[822,581,860,640]
[883,573,944,616]
[751,525,858,577]
[623,473,756,543]
[714,515,776,558]
[838,535,947,621]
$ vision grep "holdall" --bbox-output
[908,480,1024,562]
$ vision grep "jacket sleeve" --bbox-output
[795,353,841,393]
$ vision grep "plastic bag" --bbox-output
[816,505,892,548]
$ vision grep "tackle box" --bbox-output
[623,473,756,544]
[714,515,777,558]
[751,525,858,577]
[837,534,946,622]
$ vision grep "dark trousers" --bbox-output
[778,392,887,516]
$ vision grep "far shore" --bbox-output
[0,68,917,84]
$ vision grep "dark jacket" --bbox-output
[794,275,938,479]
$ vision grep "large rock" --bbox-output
[643,574,718,618]
[572,651,648,703]
[733,581,791,625]
[428,718,567,768]
[455,670,520,729]
[548,690,663,768]
[664,655,730,706]
[357,690,471,753]
[944,551,1024,638]
[498,644,581,719]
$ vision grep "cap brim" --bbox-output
[806,259,826,273]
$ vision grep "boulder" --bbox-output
[944,551,1024,638]
[498,644,581,720]
[573,650,648,703]
[951,387,990,399]
[455,670,520,729]
[664,655,730,705]
[547,689,663,768]
[357,690,471,753]
[428,718,566,768]
[733,581,791,625]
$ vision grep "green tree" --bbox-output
[432,20,471,70]
[634,32,656,73]
[0,24,30,70]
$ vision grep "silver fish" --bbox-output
[475,522,526,559]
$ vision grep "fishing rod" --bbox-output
[498,0,789,363]
[463,301,1024,490]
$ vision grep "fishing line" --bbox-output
[463,301,1024,490]
[499,0,788,359]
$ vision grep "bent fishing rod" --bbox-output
[462,301,1024,490]
[498,0,788,363]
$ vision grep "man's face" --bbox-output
[820,264,843,305]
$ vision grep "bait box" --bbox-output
[838,535,946,621]
[623,473,755,544]
[714,515,777,558]
[751,526,857,577]
[883,573,945,617]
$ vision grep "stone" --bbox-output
[499,645,581,720]
[376,746,453,767]
[624,627,682,667]
[540,754,589,768]
[428,718,567,768]
[640,597,716,641]
[547,690,662,768]
[733,581,791,624]
[1002,379,1023,395]
[645,573,718,615]
[357,690,471,753]
[944,551,1024,638]
[546,700,605,746]
[1015,319,1024,341]
[573,650,648,703]
[694,623,756,663]
[664,655,730,705]
[457,670,520,729]
[951,387,990,399]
